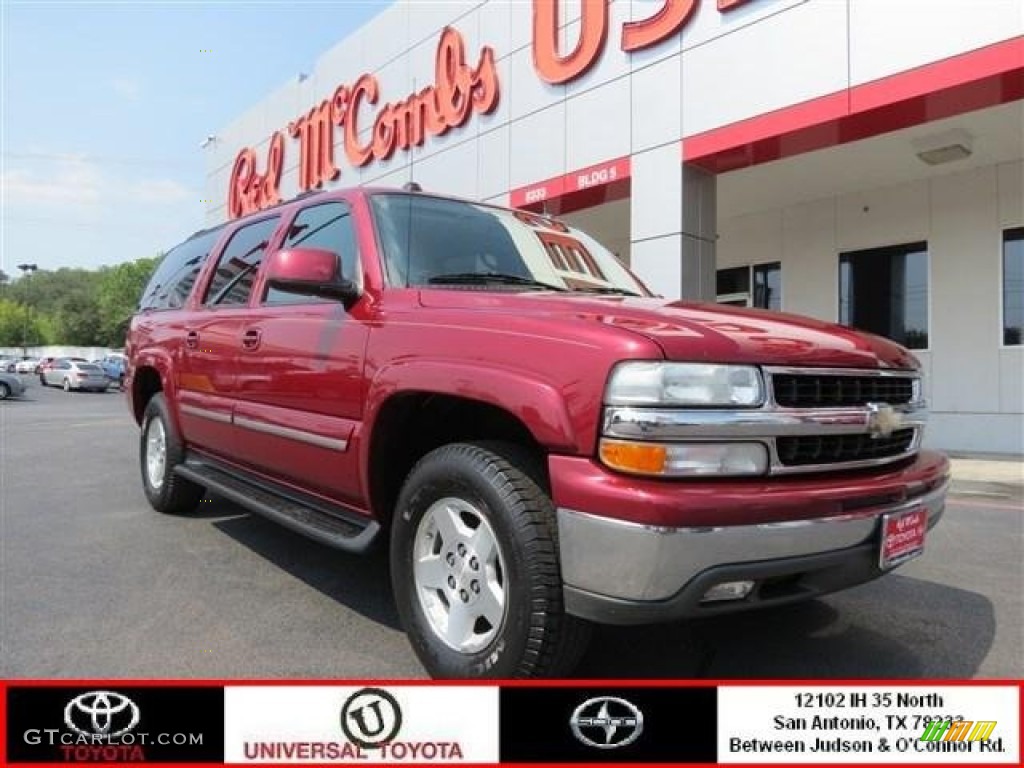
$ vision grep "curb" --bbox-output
[949,479,1023,501]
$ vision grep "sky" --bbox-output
[0,0,389,276]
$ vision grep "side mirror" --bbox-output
[265,247,360,307]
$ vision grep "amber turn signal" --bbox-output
[599,439,667,475]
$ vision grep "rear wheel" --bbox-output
[62,378,71,392]
[0,383,9,400]
[390,441,590,678]
[140,393,203,514]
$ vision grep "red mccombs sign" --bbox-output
[229,27,498,219]
[228,0,751,218]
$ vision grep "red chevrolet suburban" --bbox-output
[126,187,949,678]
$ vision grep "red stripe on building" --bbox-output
[509,156,631,212]
[684,35,1024,173]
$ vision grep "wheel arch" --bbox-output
[364,388,557,528]
[129,351,175,427]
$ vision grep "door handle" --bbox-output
[185,330,199,349]
[242,329,262,351]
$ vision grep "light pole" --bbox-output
[17,263,37,357]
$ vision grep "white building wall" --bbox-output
[205,0,1023,453]
[998,162,1024,429]
[680,0,850,137]
[206,0,1024,223]
[848,0,1024,86]
[718,159,1024,455]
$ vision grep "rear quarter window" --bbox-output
[139,226,225,311]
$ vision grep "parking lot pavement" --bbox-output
[2,377,1021,679]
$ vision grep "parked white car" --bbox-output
[41,360,110,392]
[15,358,39,374]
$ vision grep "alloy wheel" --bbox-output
[412,497,507,654]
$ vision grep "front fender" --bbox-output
[364,359,581,454]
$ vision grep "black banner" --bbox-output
[7,686,223,763]
[499,686,717,763]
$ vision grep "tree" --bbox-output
[0,299,46,347]
[54,288,104,346]
[96,257,160,346]
[0,257,159,347]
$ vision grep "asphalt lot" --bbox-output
[1,377,1021,679]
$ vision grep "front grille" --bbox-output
[772,374,914,408]
[776,429,916,466]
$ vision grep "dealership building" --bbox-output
[204,0,1024,454]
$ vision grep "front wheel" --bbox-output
[0,382,9,400]
[390,442,590,678]
[140,393,203,514]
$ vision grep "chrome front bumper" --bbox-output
[557,478,949,625]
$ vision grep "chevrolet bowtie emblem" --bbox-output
[866,403,903,439]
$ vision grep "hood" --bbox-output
[417,290,920,370]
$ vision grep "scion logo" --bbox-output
[570,696,644,749]
[340,688,402,749]
[64,691,140,739]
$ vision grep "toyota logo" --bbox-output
[64,691,140,738]
[570,696,644,749]
[340,688,402,749]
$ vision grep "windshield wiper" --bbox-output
[427,272,569,292]
[572,285,642,297]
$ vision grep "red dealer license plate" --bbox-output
[879,507,928,569]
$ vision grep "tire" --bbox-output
[62,378,71,392]
[39,375,46,387]
[140,393,204,515]
[0,383,9,400]
[390,441,591,679]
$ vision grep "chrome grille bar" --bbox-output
[602,367,924,475]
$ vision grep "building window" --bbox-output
[716,262,781,309]
[1004,227,1024,346]
[839,242,929,349]
[753,262,782,311]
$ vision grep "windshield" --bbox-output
[369,193,649,296]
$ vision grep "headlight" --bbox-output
[599,439,769,477]
[605,362,764,407]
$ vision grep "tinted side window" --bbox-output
[139,227,224,310]
[265,202,359,304]
[204,217,280,306]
